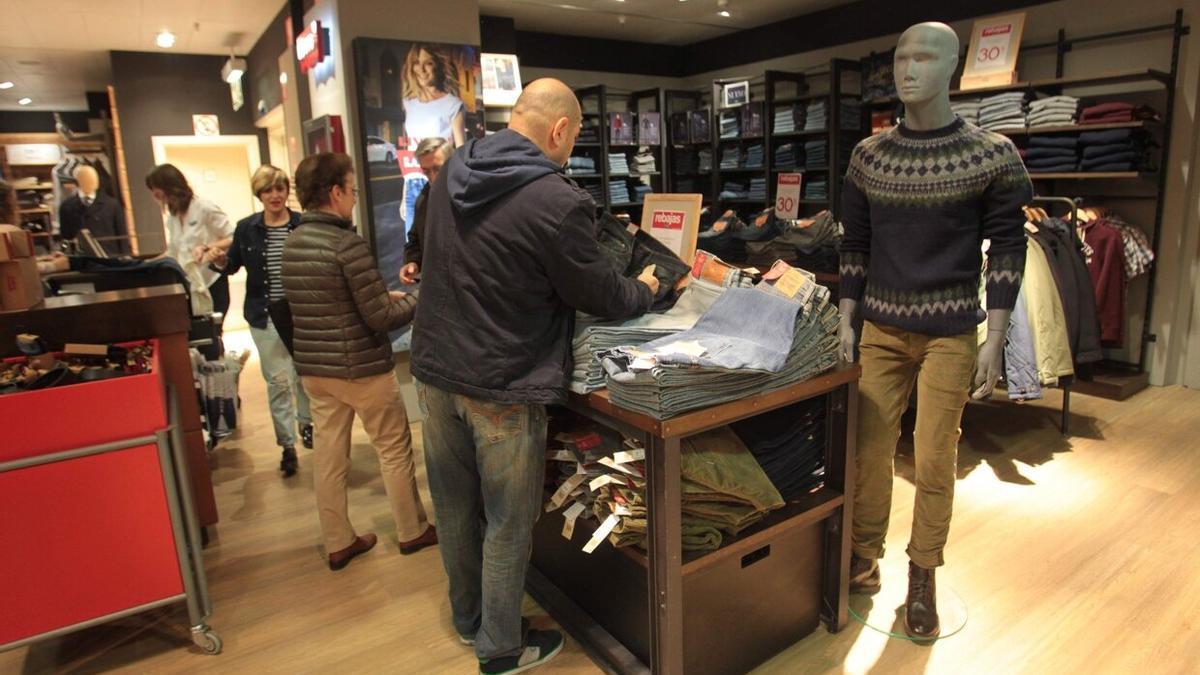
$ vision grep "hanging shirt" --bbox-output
[402,93,464,148]
[1081,218,1127,345]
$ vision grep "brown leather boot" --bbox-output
[904,561,940,641]
[398,525,438,555]
[849,554,881,595]
[328,533,377,571]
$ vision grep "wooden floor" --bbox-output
[5,333,1200,674]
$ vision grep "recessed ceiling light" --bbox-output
[156,30,176,49]
[279,72,288,86]
[0,81,13,90]
[718,10,731,17]
[18,97,32,106]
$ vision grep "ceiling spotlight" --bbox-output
[618,14,627,24]
[279,72,288,86]
[718,9,730,16]
[717,0,730,16]
[0,81,13,89]
[156,30,176,49]
[18,97,32,106]
[222,55,247,84]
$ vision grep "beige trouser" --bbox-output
[302,371,430,553]
[852,320,977,569]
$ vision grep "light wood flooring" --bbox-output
[4,333,1200,674]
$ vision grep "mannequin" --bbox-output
[838,22,1031,640]
[59,165,128,255]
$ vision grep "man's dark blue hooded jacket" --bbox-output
[410,129,653,404]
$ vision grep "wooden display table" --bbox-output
[528,363,860,674]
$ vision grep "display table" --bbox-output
[528,363,860,674]
[0,285,218,527]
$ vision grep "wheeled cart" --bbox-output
[0,341,219,656]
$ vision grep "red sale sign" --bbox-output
[651,210,686,230]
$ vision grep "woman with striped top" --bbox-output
[207,165,312,477]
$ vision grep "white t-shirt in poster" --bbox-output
[403,93,465,148]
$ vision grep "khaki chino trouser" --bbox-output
[302,371,430,553]
[852,320,977,569]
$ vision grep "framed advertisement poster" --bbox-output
[960,13,1026,90]
[352,38,486,349]
[639,193,703,263]
[481,53,522,107]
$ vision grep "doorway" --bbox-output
[151,134,262,333]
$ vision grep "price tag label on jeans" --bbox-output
[561,501,586,540]
[775,173,803,219]
[583,513,621,554]
[547,473,586,511]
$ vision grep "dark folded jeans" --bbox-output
[595,211,691,310]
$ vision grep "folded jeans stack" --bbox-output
[608,153,630,175]
[804,140,828,169]
[673,149,698,174]
[720,147,740,170]
[774,142,799,169]
[600,263,840,418]
[774,105,797,134]
[1027,95,1080,128]
[697,148,713,172]
[804,100,828,131]
[582,182,605,203]
[747,177,767,201]
[1078,128,1152,172]
[720,111,740,139]
[803,178,828,201]
[950,99,982,125]
[745,143,765,169]
[632,147,657,175]
[608,180,631,204]
[566,155,596,175]
[633,184,653,202]
[719,180,748,200]
[744,209,842,273]
[1023,135,1080,173]
[730,397,827,500]
[979,91,1029,131]
[839,99,862,130]
[579,122,601,144]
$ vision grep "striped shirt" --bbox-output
[265,225,289,301]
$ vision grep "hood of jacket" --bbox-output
[445,128,563,214]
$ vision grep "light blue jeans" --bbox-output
[249,319,312,447]
[416,380,547,660]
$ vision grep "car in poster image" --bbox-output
[366,136,397,165]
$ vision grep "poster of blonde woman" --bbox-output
[353,38,484,350]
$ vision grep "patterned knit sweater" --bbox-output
[839,117,1032,336]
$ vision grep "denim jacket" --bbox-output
[219,209,301,329]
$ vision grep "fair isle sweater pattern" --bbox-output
[839,117,1032,336]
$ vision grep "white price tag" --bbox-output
[547,473,586,511]
[589,474,620,492]
[775,173,803,220]
[547,449,576,462]
[612,448,645,464]
[583,513,621,553]
[598,457,639,476]
[561,502,586,540]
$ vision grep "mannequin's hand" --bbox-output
[972,333,1005,400]
[399,263,420,284]
[838,319,858,363]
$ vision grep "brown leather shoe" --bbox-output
[328,534,377,571]
[904,561,940,641]
[849,554,881,595]
[398,525,438,555]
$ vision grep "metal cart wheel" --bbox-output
[192,626,222,655]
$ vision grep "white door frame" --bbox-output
[150,135,262,177]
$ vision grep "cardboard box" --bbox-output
[0,224,35,262]
[0,257,44,311]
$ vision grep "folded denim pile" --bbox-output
[697,148,713,172]
[1079,102,1159,125]
[633,184,653,202]
[695,211,753,261]
[719,110,740,139]
[565,155,596,175]
[730,396,826,500]
[608,180,631,204]
[632,147,657,175]
[774,104,797,134]
[719,180,748,200]
[950,99,982,125]
[1078,128,1153,172]
[839,99,863,130]
[979,91,1030,131]
[774,142,799,169]
[582,182,605,204]
[804,140,828,169]
[579,121,601,144]
[720,147,740,170]
[673,148,698,174]
[803,177,828,201]
[745,143,765,169]
[1028,95,1079,128]
[804,100,827,131]
[608,153,630,175]
[747,177,767,201]
[1021,135,1079,173]
[744,209,842,274]
[675,177,698,193]
[599,261,839,419]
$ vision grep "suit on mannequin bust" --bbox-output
[59,165,128,255]
[837,22,1031,642]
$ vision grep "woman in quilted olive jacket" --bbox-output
[282,152,437,571]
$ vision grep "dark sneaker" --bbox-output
[849,553,881,595]
[280,446,298,477]
[300,424,314,450]
[479,629,564,675]
[460,617,531,646]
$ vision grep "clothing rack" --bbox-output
[1028,194,1080,435]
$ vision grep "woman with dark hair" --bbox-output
[145,163,234,316]
[401,43,466,148]
[283,152,436,571]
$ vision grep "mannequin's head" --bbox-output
[75,165,100,196]
[894,22,960,106]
